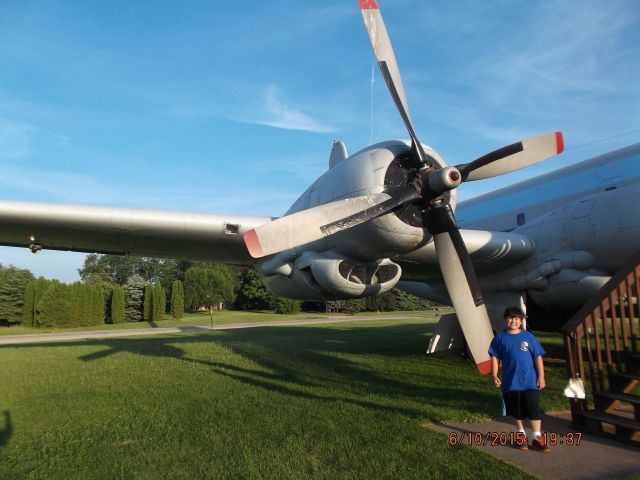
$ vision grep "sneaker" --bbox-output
[531,436,551,452]
[514,434,528,450]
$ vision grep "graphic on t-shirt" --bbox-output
[520,341,529,352]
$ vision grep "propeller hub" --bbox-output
[424,166,462,198]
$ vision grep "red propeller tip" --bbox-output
[243,229,264,258]
[476,360,492,375]
[555,131,564,154]
[359,0,379,10]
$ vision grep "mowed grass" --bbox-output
[0,318,569,479]
[0,310,330,336]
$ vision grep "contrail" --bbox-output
[370,61,375,145]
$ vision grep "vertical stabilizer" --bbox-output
[329,140,348,169]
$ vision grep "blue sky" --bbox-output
[1,0,639,282]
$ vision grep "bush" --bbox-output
[271,297,301,315]
[21,279,105,328]
[393,289,437,310]
[326,298,365,314]
[143,283,153,321]
[111,286,126,324]
[365,291,396,312]
[153,282,165,322]
[123,275,146,322]
[22,278,50,327]
[91,286,104,325]
[36,282,72,327]
[171,280,184,319]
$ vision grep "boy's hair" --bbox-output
[503,306,526,320]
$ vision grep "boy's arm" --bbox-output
[491,356,501,388]
[535,355,546,389]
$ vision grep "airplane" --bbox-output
[1,1,638,374]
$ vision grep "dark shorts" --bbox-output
[502,390,541,420]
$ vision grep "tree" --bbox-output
[77,254,111,284]
[79,254,192,286]
[111,285,125,324]
[184,264,237,310]
[0,266,35,325]
[123,275,146,322]
[143,283,154,321]
[153,281,165,322]
[79,254,135,285]
[171,280,184,319]
[235,267,271,310]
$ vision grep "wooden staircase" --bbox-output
[562,251,640,445]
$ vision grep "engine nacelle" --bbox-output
[259,252,402,300]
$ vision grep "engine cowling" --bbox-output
[259,252,402,300]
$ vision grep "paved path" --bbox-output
[428,411,640,479]
[0,314,432,345]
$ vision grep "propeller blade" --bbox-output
[360,0,429,166]
[426,203,494,374]
[360,0,412,124]
[244,186,419,258]
[457,132,564,182]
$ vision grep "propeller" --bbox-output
[244,186,419,258]
[244,0,564,373]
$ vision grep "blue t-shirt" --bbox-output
[488,330,545,392]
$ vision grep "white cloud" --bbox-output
[232,86,336,134]
[165,86,337,134]
[468,1,639,107]
[261,87,336,133]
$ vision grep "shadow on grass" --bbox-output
[0,411,11,450]
[1,322,566,421]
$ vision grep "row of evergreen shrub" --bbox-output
[23,280,105,327]
[21,278,185,327]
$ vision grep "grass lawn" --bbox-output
[0,311,441,337]
[0,317,569,479]
[0,310,332,336]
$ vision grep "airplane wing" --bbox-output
[0,200,272,265]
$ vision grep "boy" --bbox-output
[489,306,550,452]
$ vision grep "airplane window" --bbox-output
[517,213,525,226]
[605,186,617,191]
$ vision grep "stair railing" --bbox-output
[562,250,640,421]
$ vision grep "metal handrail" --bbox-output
[561,250,640,416]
